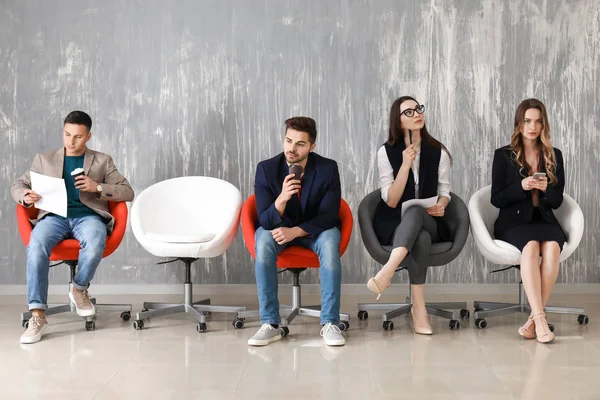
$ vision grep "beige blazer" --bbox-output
[11,148,135,233]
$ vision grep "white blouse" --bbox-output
[377,145,452,203]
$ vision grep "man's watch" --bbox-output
[96,184,103,194]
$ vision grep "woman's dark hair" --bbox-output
[387,96,452,161]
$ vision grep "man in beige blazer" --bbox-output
[11,111,134,344]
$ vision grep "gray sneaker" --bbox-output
[20,316,49,344]
[321,322,345,346]
[69,288,96,317]
[248,324,282,346]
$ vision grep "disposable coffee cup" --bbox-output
[71,168,85,179]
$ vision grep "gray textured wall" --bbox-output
[1,0,599,286]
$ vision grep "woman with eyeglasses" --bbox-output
[368,96,452,335]
[491,98,565,343]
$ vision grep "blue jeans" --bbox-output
[27,215,107,310]
[254,226,342,325]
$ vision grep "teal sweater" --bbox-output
[63,155,97,219]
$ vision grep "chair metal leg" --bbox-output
[474,301,516,310]
[192,304,246,314]
[475,305,525,319]
[186,305,206,323]
[544,305,585,315]
[302,305,321,310]
[136,304,187,320]
[427,302,468,310]
[283,308,300,326]
[237,309,260,319]
[237,305,292,320]
[298,307,322,319]
[94,302,132,312]
[358,302,411,312]
[143,302,182,310]
[426,306,456,320]
[383,304,412,321]
[21,303,72,321]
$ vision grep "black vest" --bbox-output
[373,140,448,245]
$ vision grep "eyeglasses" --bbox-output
[400,104,425,118]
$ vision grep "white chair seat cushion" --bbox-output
[145,232,216,244]
[493,240,521,255]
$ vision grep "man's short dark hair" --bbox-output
[284,116,317,143]
[64,111,92,131]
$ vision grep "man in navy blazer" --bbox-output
[248,116,345,347]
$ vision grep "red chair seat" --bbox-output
[16,202,128,261]
[240,195,353,268]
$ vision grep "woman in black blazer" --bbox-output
[491,98,566,343]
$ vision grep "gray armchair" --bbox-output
[357,190,470,330]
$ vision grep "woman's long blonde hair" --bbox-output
[510,98,557,184]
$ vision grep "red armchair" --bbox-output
[16,202,131,331]
[236,195,353,335]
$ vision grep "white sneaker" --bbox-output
[321,322,345,346]
[20,316,49,344]
[248,324,282,346]
[69,288,96,317]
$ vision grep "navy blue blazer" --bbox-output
[254,152,341,237]
[491,145,565,234]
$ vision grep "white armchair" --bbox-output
[468,185,588,329]
[130,176,246,332]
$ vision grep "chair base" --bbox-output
[134,282,246,332]
[237,283,350,329]
[473,282,588,328]
[20,282,132,331]
[132,258,246,332]
[357,286,469,330]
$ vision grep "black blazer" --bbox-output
[254,152,341,237]
[491,145,565,234]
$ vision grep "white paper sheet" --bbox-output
[401,196,438,218]
[30,171,67,217]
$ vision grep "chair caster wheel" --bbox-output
[548,323,555,333]
[197,323,207,333]
[133,320,144,330]
[475,318,487,329]
[578,314,589,325]
[338,321,350,331]
[358,311,368,321]
[383,321,394,331]
[460,309,470,320]
[22,320,29,329]
[85,321,95,331]
[232,317,245,329]
[449,320,460,330]
[279,326,290,337]
[120,311,131,321]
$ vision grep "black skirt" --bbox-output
[495,208,566,252]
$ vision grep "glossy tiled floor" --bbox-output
[1,292,599,399]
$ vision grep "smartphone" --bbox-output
[289,164,303,181]
[532,172,546,180]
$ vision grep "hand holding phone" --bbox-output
[532,172,546,180]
